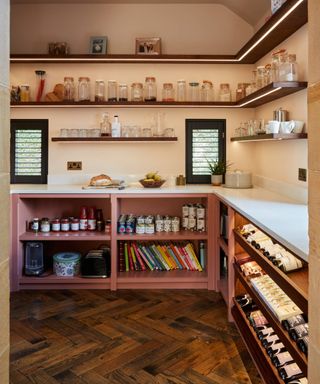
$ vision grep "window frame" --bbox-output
[10,119,49,184]
[185,119,226,184]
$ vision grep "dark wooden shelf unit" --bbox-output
[51,137,178,142]
[231,300,283,384]
[234,263,307,376]
[10,0,308,65]
[234,230,308,314]
[231,133,308,142]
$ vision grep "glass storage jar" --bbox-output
[78,77,90,101]
[176,79,187,102]
[131,82,143,101]
[95,80,105,102]
[119,84,128,101]
[162,83,175,101]
[108,80,117,101]
[219,83,231,101]
[236,83,246,101]
[188,82,200,102]
[144,77,157,101]
[20,85,30,102]
[100,112,111,136]
[63,77,75,101]
[279,54,299,81]
[256,66,266,89]
[201,80,214,102]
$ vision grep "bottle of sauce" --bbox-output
[87,207,97,231]
[79,206,88,231]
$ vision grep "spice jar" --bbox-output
[188,82,200,102]
[107,80,117,101]
[63,77,75,101]
[176,80,187,102]
[51,218,61,232]
[104,219,111,234]
[119,84,128,101]
[131,82,143,101]
[201,80,214,102]
[219,83,231,101]
[78,77,90,101]
[95,80,105,102]
[162,83,174,101]
[71,218,80,231]
[40,218,50,233]
[20,85,30,102]
[144,77,157,101]
[61,218,70,232]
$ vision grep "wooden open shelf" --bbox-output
[10,0,308,65]
[116,231,208,241]
[234,263,307,375]
[231,133,308,142]
[51,137,178,142]
[231,300,283,384]
[19,231,110,241]
[234,230,308,314]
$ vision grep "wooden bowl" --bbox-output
[139,179,166,188]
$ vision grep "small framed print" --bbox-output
[135,37,161,55]
[89,36,107,55]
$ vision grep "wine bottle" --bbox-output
[289,323,309,341]
[267,342,286,357]
[278,251,303,273]
[282,314,306,331]
[235,294,257,313]
[272,350,294,368]
[278,363,304,382]
[261,334,280,348]
[286,377,308,384]
[297,336,308,355]
[257,327,275,341]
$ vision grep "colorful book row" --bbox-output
[118,241,205,272]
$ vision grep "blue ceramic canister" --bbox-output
[53,252,81,277]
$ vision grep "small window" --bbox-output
[10,119,48,184]
[186,119,226,184]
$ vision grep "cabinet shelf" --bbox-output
[231,133,308,142]
[9,0,307,65]
[116,231,208,241]
[19,275,111,289]
[234,230,308,314]
[234,263,307,375]
[51,137,178,142]
[19,231,110,241]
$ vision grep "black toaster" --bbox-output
[81,247,111,278]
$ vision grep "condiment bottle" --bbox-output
[95,80,105,102]
[78,77,90,101]
[63,77,75,101]
[87,208,97,231]
[100,112,111,136]
[61,218,70,231]
[96,209,104,232]
[201,80,214,102]
[40,217,50,233]
[79,206,88,231]
[51,218,61,232]
[31,218,39,233]
[144,77,157,101]
[162,83,174,101]
[71,218,80,231]
[188,82,200,101]
[107,80,117,101]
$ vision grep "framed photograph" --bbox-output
[89,36,107,55]
[135,37,161,55]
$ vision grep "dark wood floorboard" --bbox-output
[10,290,263,384]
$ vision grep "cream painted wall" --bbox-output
[10,3,253,55]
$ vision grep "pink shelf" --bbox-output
[218,277,229,303]
[19,231,110,241]
[219,237,229,256]
[116,231,208,241]
[19,275,110,284]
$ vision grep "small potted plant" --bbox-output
[207,159,231,186]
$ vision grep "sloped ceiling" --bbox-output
[10,0,270,26]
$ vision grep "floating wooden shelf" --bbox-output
[10,0,307,65]
[231,133,308,142]
[51,137,178,142]
[19,231,110,241]
[234,264,308,376]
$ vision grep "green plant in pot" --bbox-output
[207,159,231,186]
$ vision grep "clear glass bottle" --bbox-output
[188,82,200,101]
[176,79,187,102]
[63,77,75,101]
[119,84,128,101]
[78,77,90,101]
[95,80,105,102]
[100,112,111,136]
[256,66,266,89]
[108,80,118,102]
[219,83,231,101]
[131,82,143,101]
[144,77,157,101]
[201,80,214,101]
[162,83,175,101]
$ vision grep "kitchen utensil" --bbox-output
[273,108,288,122]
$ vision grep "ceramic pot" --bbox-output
[211,174,223,186]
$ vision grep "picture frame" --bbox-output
[135,37,161,55]
[89,36,107,55]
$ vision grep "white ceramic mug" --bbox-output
[290,120,305,133]
[267,120,280,134]
[280,121,294,134]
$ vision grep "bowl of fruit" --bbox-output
[139,172,166,188]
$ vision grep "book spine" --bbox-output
[185,243,202,271]
[157,244,174,269]
[173,245,189,270]
[179,244,195,270]
[130,244,139,270]
[128,242,134,271]
[132,243,147,271]
[124,242,129,272]
[167,245,183,269]
[151,245,170,270]
[118,241,126,272]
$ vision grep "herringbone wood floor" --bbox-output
[10,290,263,384]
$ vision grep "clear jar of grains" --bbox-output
[162,83,175,101]
[63,77,75,101]
[95,80,105,102]
[78,77,90,101]
[131,82,143,101]
[144,77,157,101]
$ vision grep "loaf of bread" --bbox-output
[45,83,64,102]
[89,174,112,186]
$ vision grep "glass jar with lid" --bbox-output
[95,80,105,102]
[256,66,266,89]
[272,49,286,82]
[188,82,200,102]
[279,54,299,81]
[144,77,157,101]
[78,77,90,101]
[236,83,246,101]
[100,112,111,136]
[119,84,128,101]
[131,82,143,101]
[108,80,117,102]
[176,79,187,102]
[201,80,214,102]
[162,83,175,102]
[219,83,231,102]
[63,77,75,101]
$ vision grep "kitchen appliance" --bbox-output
[81,247,111,278]
[24,242,44,276]
[224,170,252,189]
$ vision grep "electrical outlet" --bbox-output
[67,161,82,170]
[298,168,307,182]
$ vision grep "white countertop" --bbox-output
[10,184,309,261]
